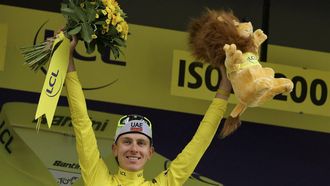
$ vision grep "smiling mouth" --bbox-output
[127,156,141,161]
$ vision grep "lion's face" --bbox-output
[234,21,253,38]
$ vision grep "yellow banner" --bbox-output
[35,32,70,128]
[0,4,330,133]
[0,103,58,186]
[171,50,330,117]
[0,23,8,71]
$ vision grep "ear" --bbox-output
[233,20,240,26]
[217,16,225,22]
[112,143,118,157]
[147,146,155,160]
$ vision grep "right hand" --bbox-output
[68,35,78,72]
[70,35,78,54]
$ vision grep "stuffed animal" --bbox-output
[188,9,294,138]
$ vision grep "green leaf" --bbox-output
[94,21,105,25]
[68,25,82,35]
[86,8,97,23]
[113,38,126,47]
[118,47,125,56]
[110,46,119,59]
[68,0,88,23]
[84,40,96,54]
[80,23,93,43]
[61,7,75,15]
[107,26,117,36]
[96,41,105,55]
[61,7,80,22]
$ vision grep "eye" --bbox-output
[123,140,131,145]
[137,141,146,146]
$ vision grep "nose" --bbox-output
[130,142,138,153]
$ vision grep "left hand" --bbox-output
[216,64,232,99]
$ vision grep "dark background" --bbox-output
[2,0,329,52]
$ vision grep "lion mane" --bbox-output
[188,9,257,67]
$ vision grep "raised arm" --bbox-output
[65,37,109,185]
[156,64,231,185]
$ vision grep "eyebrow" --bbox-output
[120,137,148,142]
[137,139,147,143]
[120,137,132,141]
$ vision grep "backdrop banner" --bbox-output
[1,5,329,134]
[1,102,223,186]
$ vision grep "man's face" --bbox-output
[112,133,154,171]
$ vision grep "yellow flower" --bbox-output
[117,21,128,40]
[105,19,111,25]
[117,16,124,23]
[101,9,107,15]
[120,22,128,34]
[92,34,97,39]
[111,14,123,26]
[121,33,128,40]
[119,21,125,29]
[111,14,117,25]
[80,3,84,8]
[107,0,115,7]
[102,24,109,32]
[109,4,115,12]
[116,24,122,33]
[106,7,111,14]
[95,13,99,19]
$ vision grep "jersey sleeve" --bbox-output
[154,98,227,185]
[65,72,110,186]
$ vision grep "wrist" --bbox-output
[215,88,231,100]
[217,88,230,97]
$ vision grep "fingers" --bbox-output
[71,35,78,44]
[233,50,242,63]
[223,44,237,57]
[254,29,263,35]
[70,35,78,53]
[53,27,66,38]
[254,29,268,42]
[225,44,242,64]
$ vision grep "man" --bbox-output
[112,114,154,172]
[66,36,232,185]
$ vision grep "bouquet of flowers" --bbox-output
[20,0,129,71]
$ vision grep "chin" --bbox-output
[127,166,143,172]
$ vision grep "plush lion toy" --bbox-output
[188,9,294,138]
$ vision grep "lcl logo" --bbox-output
[45,69,62,97]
